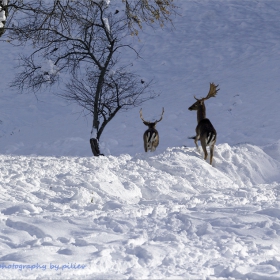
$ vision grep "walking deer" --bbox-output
[188,83,220,165]
[140,108,164,152]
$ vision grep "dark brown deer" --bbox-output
[188,83,220,165]
[140,108,164,152]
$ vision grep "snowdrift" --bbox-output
[0,143,280,279]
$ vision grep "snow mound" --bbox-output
[0,143,280,279]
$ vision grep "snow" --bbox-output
[40,60,58,75]
[0,10,6,27]
[103,17,110,33]
[0,146,280,279]
[0,0,7,28]
[0,1,280,279]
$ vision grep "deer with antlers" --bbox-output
[188,83,220,165]
[140,108,164,152]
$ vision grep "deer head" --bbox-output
[188,82,220,122]
[140,108,164,152]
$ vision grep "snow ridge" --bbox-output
[0,144,280,279]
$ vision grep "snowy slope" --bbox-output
[0,144,280,279]
[0,0,280,279]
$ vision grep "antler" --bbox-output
[194,82,220,101]
[155,107,164,124]
[140,108,149,124]
[140,108,164,125]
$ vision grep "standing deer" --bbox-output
[188,83,220,165]
[140,108,164,152]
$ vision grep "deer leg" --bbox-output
[144,135,148,152]
[200,139,208,161]
[209,143,215,165]
[194,136,199,149]
[150,133,157,152]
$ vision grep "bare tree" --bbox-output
[8,0,157,156]
[0,0,176,38]
[123,0,176,35]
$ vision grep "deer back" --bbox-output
[143,126,159,152]
[196,118,217,146]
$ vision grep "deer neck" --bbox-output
[197,103,206,123]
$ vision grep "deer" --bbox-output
[140,108,164,152]
[188,83,220,165]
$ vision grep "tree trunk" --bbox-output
[90,138,103,156]
[90,118,103,156]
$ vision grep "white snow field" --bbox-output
[1,1,280,279]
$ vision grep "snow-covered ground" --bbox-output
[1,145,280,279]
[1,1,280,279]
